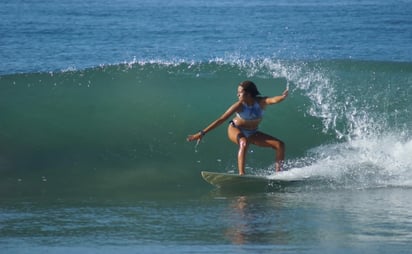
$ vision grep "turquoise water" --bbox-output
[1,0,412,253]
[2,189,412,253]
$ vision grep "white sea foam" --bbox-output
[241,58,412,189]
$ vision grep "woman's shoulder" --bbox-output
[256,96,268,106]
[256,96,268,101]
[228,100,243,112]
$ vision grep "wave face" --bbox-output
[0,59,411,196]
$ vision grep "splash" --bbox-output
[235,58,412,189]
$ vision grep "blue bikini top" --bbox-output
[236,101,264,120]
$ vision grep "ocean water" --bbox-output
[1,0,412,253]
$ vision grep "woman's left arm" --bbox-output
[263,89,289,106]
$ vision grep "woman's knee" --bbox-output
[238,137,248,150]
[273,139,285,151]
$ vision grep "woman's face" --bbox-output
[237,86,245,101]
[237,86,250,102]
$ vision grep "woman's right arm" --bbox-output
[186,101,241,142]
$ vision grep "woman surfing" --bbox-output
[187,80,288,175]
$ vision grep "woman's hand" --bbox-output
[282,89,289,98]
[186,132,203,142]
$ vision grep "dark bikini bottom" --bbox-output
[229,120,258,139]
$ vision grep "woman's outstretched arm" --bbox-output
[186,101,242,142]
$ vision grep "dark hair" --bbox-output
[239,80,260,98]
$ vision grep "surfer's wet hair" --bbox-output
[239,80,261,98]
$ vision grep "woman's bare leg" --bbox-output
[228,125,248,175]
[249,131,285,172]
[237,137,248,175]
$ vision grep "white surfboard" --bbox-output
[201,171,303,190]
